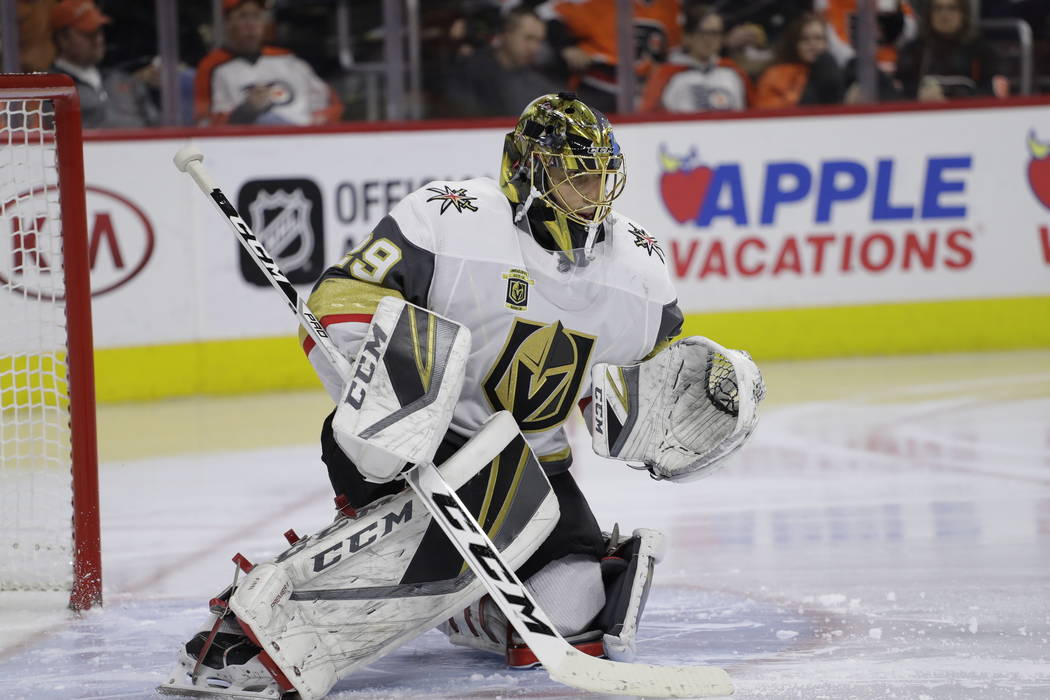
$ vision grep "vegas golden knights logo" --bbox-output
[507,279,528,306]
[502,268,533,311]
[483,319,596,432]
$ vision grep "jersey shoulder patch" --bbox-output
[414,177,502,217]
[609,213,668,265]
[406,178,517,262]
[386,178,503,253]
[623,219,666,264]
[605,212,676,303]
[421,183,481,215]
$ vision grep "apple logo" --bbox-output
[1027,129,1050,210]
[659,146,712,224]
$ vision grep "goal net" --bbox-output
[0,74,101,610]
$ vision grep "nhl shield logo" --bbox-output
[237,178,324,285]
[250,189,314,270]
[502,268,533,311]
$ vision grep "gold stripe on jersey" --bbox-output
[605,366,629,414]
[538,446,571,464]
[458,439,531,575]
[475,451,502,539]
[297,276,404,346]
[486,444,530,543]
[407,305,436,393]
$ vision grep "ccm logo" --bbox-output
[311,501,412,573]
[431,492,555,637]
[593,386,605,435]
[346,324,388,409]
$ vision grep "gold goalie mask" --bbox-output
[499,93,627,260]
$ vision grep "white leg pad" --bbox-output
[228,415,559,700]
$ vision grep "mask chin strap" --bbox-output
[583,221,601,261]
[514,183,540,224]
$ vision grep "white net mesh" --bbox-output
[0,96,75,592]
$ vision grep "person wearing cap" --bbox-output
[49,0,158,129]
[193,0,342,126]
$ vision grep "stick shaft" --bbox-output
[181,156,352,379]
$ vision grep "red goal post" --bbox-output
[0,73,101,610]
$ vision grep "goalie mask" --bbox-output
[500,93,627,263]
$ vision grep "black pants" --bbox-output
[320,410,604,580]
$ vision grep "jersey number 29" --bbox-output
[347,237,403,284]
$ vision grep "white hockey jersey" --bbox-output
[303,177,683,473]
[194,46,339,126]
[650,53,748,112]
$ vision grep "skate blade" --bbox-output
[157,677,284,699]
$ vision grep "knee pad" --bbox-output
[443,528,664,667]
[441,553,607,668]
[596,527,665,662]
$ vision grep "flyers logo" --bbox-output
[483,319,595,432]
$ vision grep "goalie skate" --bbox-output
[157,603,285,699]
[158,650,282,700]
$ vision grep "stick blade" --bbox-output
[156,682,280,699]
[547,648,734,697]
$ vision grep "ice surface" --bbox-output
[1,351,1048,699]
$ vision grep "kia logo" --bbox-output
[0,185,155,299]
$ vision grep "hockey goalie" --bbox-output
[160,93,765,699]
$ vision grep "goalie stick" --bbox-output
[172,145,733,698]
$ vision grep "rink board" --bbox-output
[9,98,1049,401]
[87,294,1050,401]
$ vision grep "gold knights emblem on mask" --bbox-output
[483,319,596,432]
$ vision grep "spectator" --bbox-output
[98,1,210,126]
[17,0,59,72]
[720,0,811,79]
[816,0,917,72]
[819,0,913,102]
[49,0,159,129]
[895,0,1004,101]
[754,13,845,109]
[445,6,562,117]
[194,0,342,126]
[537,0,681,114]
[723,21,774,81]
[640,6,751,113]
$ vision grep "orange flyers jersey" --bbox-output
[817,0,916,68]
[544,0,681,71]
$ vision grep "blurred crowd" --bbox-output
[5,0,1049,129]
